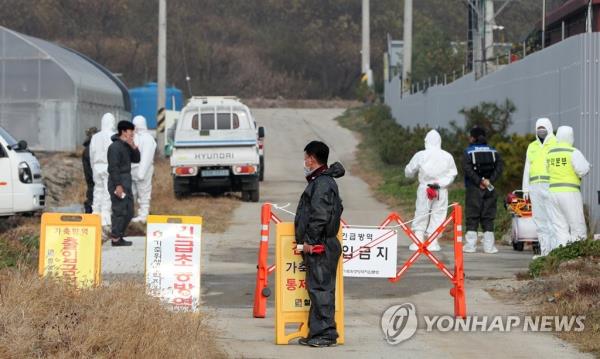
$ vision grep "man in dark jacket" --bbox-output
[107,121,140,246]
[462,127,504,254]
[82,127,98,214]
[295,141,344,348]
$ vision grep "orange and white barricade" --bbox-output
[253,203,466,319]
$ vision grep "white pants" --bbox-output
[548,191,587,249]
[132,166,154,220]
[529,183,553,256]
[92,171,111,226]
[411,184,448,241]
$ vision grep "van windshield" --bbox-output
[0,127,18,147]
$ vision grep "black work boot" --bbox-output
[111,238,132,247]
[308,337,337,348]
[298,337,310,346]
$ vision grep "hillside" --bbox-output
[0,0,567,98]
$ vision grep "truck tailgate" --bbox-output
[171,146,259,167]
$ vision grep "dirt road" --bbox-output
[102,108,589,358]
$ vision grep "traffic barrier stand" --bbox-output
[253,203,466,319]
[253,203,348,318]
[253,203,281,318]
[380,204,466,318]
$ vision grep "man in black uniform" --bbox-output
[82,127,97,214]
[462,127,504,254]
[107,121,140,247]
[295,141,344,348]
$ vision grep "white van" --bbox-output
[0,126,46,216]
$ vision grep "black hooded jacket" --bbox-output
[82,138,93,186]
[295,162,345,245]
[107,134,140,192]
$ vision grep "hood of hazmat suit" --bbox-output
[535,117,555,144]
[555,126,574,146]
[405,129,458,188]
[90,113,116,174]
[132,115,157,181]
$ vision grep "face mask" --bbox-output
[536,129,548,139]
[303,160,313,176]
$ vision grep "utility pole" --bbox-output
[402,0,413,92]
[484,0,495,73]
[157,0,167,155]
[542,0,546,48]
[361,0,373,86]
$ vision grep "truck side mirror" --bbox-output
[17,140,28,150]
[258,126,265,138]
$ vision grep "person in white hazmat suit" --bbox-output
[90,113,116,228]
[131,116,157,222]
[547,126,590,249]
[405,130,458,251]
[522,118,556,257]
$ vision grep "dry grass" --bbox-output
[151,158,240,233]
[37,151,86,207]
[0,216,40,269]
[0,269,226,358]
[500,258,600,356]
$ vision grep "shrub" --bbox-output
[529,239,600,277]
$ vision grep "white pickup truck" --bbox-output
[0,126,46,216]
[170,97,264,202]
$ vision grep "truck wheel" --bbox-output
[512,241,524,251]
[250,189,259,202]
[241,191,251,202]
[242,180,260,202]
[259,157,265,182]
[532,242,541,255]
[173,178,190,199]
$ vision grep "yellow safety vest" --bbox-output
[547,142,580,192]
[526,136,556,184]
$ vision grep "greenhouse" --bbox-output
[0,26,130,151]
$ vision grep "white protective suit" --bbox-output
[405,130,458,251]
[131,116,157,222]
[548,126,590,248]
[522,118,555,256]
[90,113,116,226]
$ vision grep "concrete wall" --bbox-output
[385,33,600,230]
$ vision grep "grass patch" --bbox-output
[0,216,40,270]
[529,239,600,277]
[516,252,600,355]
[0,269,225,358]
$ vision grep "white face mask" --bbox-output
[303,160,313,176]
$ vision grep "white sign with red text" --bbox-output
[145,216,202,311]
[342,227,397,278]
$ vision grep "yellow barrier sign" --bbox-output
[145,215,203,311]
[275,222,344,345]
[39,213,101,288]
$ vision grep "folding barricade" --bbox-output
[253,203,466,319]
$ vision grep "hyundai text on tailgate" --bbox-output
[170,97,265,202]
